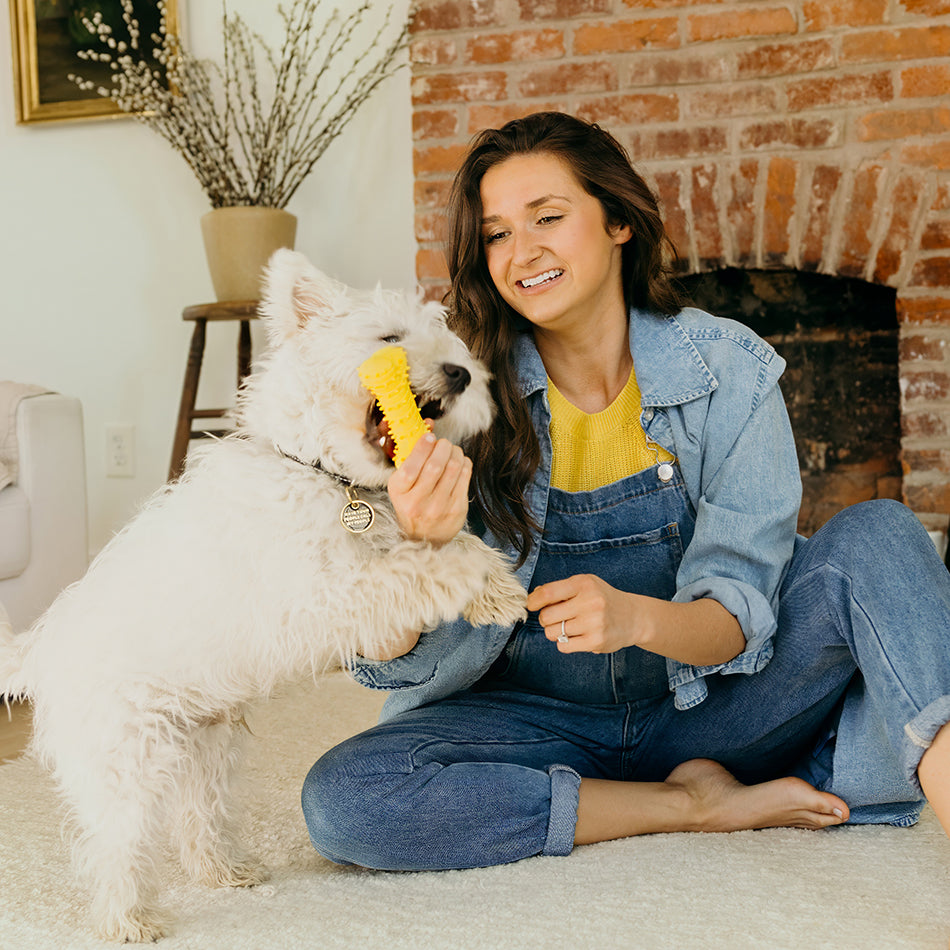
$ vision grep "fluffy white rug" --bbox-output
[1,672,948,949]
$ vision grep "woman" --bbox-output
[302,112,950,869]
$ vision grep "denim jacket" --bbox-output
[351,306,801,716]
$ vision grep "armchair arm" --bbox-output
[0,393,88,632]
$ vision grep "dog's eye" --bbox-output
[381,334,402,344]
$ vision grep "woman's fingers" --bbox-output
[388,435,472,543]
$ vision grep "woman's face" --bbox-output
[478,151,631,335]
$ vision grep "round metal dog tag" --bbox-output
[657,462,674,483]
[340,500,375,534]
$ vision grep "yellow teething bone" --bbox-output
[358,345,429,467]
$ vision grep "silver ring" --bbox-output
[558,619,568,644]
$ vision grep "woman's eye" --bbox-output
[538,215,563,226]
[484,230,508,245]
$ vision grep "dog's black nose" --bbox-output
[442,363,471,395]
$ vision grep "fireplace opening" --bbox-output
[677,268,901,537]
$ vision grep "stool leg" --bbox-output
[237,319,252,387]
[169,319,207,481]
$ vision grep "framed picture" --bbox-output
[9,0,179,124]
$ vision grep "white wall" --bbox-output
[0,0,415,555]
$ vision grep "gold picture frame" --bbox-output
[10,0,179,124]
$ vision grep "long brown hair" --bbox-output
[446,111,682,565]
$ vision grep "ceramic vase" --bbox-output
[200,206,297,302]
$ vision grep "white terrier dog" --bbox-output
[0,250,526,942]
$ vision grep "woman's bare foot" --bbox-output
[665,758,850,832]
[574,760,849,846]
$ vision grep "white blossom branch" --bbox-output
[70,0,410,209]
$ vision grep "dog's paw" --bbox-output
[463,572,528,628]
[96,905,169,943]
[199,858,269,889]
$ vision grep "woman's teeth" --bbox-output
[520,269,562,288]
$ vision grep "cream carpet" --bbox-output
[1,672,948,950]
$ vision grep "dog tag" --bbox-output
[340,485,375,533]
[340,498,375,534]
[657,462,674,483]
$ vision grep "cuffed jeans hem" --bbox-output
[845,801,924,828]
[543,764,581,856]
[902,694,950,794]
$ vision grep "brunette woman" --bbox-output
[301,112,950,869]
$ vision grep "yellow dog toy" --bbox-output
[358,346,429,468]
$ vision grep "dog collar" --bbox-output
[276,446,354,485]
[275,445,376,534]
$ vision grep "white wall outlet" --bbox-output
[105,425,135,478]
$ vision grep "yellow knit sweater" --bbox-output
[548,366,675,492]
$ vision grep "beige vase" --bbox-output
[200,206,298,302]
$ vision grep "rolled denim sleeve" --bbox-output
[347,616,519,721]
[348,650,439,691]
[667,377,801,710]
[348,620,452,692]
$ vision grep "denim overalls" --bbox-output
[303,485,950,870]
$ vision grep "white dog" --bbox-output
[0,250,527,942]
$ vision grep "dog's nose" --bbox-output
[442,363,471,395]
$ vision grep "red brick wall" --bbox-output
[409,0,950,524]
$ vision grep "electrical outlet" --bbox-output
[106,425,135,478]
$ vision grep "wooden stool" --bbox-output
[168,301,259,481]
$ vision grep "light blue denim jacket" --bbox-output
[352,306,802,717]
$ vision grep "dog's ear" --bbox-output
[292,273,349,326]
[260,249,350,343]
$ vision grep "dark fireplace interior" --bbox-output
[678,269,901,537]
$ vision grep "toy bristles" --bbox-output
[358,346,429,467]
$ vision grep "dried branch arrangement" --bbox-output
[70,0,409,208]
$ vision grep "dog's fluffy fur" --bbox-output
[0,250,526,942]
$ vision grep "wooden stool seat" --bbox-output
[168,301,259,481]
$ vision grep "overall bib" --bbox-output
[478,465,692,706]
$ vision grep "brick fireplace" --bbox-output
[408,0,950,536]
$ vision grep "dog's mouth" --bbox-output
[366,394,445,464]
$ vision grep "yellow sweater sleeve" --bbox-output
[548,366,675,493]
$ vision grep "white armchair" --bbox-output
[0,389,88,634]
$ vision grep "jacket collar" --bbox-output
[629,309,719,407]
[515,308,718,407]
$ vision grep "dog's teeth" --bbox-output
[378,437,387,448]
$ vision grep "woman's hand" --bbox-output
[387,433,472,545]
[527,574,746,666]
[528,574,638,655]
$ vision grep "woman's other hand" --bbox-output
[527,574,745,666]
[528,574,636,654]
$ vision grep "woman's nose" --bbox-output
[511,230,541,266]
